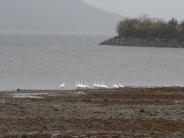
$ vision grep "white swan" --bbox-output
[93,80,100,89]
[80,81,87,89]
[97,81,108,89]
[76,81,82,89]
[76,80,80,88]
[113,81,119,89]
[59,80,65,88]
[101,81,108,89]
[84,80,90,89]
[118,83,124,88]
[76,81,87,89]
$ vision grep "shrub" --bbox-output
[117,16,184,38]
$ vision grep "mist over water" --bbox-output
[0,0,120,34]
[1,33,184,90]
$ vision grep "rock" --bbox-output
[99,36,184,48]
[140,109,145,113]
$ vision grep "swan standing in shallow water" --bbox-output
[59,80,65,88]
[101,81,108,89]
[80,81,88,89]
[84,80,90,89]
[113,81,119,88]
[118,83,124,88]
[76,81,82,89]
[93,80,100,89]
[76,81,87,89]
[96,81,108,89]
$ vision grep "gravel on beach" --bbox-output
[1,87,184,137]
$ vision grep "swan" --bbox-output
[101,81,108,89]
[97,81,107,89]
[80,81,87,89]
[59,80,65,88]
[76,81,87,89]
[76,81,82,89]
[84,80,90,89]
[118,83,124,88]
[93,80,100,89]
[76,80,80,88]
[113,81,119,89]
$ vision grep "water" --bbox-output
[1,33,184,90]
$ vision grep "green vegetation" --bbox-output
[117,16,184,38]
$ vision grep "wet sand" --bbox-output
[1,87,184,137]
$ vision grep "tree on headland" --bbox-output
[117,16,184,38]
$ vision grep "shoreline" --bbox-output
[100,36,184,48]
[0,85,184,93]
[1,86,184,92]
[1,86,184,137]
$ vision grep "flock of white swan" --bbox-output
[59,80,124,89]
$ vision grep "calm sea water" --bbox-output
[1,33,184,90]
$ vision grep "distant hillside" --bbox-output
[0,0,121,33]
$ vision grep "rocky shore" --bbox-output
[100,36,184,48]
[1,87,184,137]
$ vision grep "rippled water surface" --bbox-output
[1,33,184,89]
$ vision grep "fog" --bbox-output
[83,0,184,21]
[0,0,121,34]
[0,0,182,33]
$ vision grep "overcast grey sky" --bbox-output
[0,0,121,33]
[83,0,184,20]
[0,0,183,33]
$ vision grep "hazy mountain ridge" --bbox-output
[0,0,121,33]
